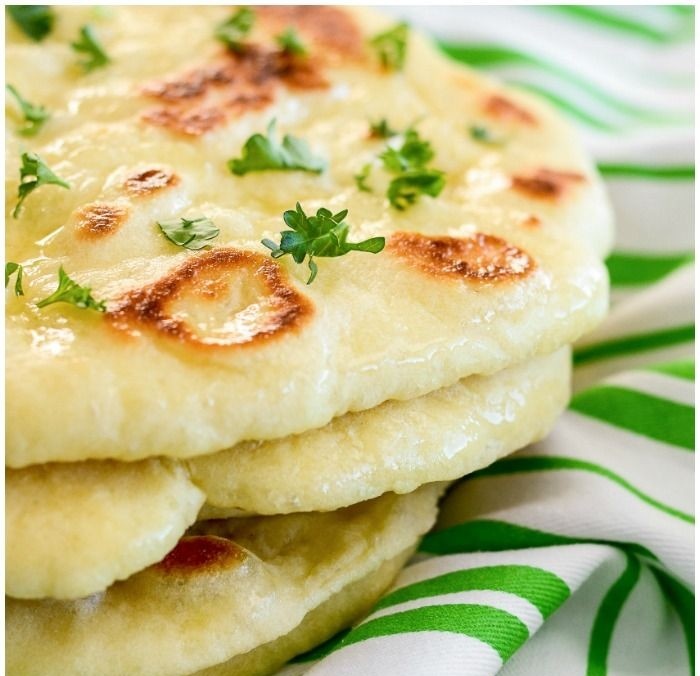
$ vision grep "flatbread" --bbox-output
[6,459,204,600]
[6,483,443,676]
[6,349,568,600]
[6,6,610,467]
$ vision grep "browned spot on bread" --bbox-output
[125,168,179,196]
[512,169,585,200]
[521,215,541,228]
[389,232,534,281]
[257,6,365,59]
[74,203,128,238]
[108,247,313,348]
[485,95,536,126]
[156,536,245,573]
[141,45,327,136]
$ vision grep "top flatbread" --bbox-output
[5,6,611,466]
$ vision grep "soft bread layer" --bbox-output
[7,349,568,600]
[192,549,413,676]
[6,484,443,676]
[195,347,571,515]
[6,459,205,600]
[6,7,610,467]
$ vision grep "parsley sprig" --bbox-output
[36,266,106,312]
[262,203,385,284]
[215,7,255,52]
[7,5,54,41]
[157,216,220,250]
[5,262,24,296]
[355,125,445,209]
[228,120,325,176]
[387,170,445,210]
[13,152,70,218]
[370,22,409,71]
[71,25,110,72]
[380,129,434,173]
[6,84,50,136]
[276,27,307,56]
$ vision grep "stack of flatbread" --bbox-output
[5,6,613,676]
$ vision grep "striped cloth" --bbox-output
[277,6,694,676]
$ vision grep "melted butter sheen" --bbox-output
[5,7,611,465]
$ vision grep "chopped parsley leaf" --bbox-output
[387,169,445,211]
[6,84,50,136]
[369,22,409,71]
[71,25,110,72]
[13,152,70,218]
[157,216,220,250]
[262,203,385,284]
[5,262,24,296]
[276,27,307,56]
[215,7,255,52]
[7,5,54,41]
[36,266,106,312]
[228,120,325,176]
[354,163,373,192]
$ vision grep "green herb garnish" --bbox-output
[262,203,385,284]
[276,27,307,56]
[387,170,445,211]
[228,120,325,176]
[157,216,220,250]
[369,118,397,139]
[36,266,106,312]
[380,129,434,173]
[370,22,409,71]
[13,152,70,218]
[7,5,54,41]
[215,7,255,51]
[71,25,110,72]
[469,124,502,145]
[6,84,50,136]
[354,163,373,193]
[5,262,24,296]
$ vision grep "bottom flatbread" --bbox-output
[6,348,569,601]
[6,483,443,676]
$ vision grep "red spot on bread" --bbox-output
[125,168,180,196]
[108,248,313,349]
[512,169,585,200]
[74,203,128,238]
[156,536,245,573]
[141,43,328,136]
[389,232,534,281]
[484,95,536,126]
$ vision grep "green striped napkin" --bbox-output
[276,6,694,675]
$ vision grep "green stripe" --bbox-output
[474,456,694,523]
[420,519,659,562]
[374,565,570,618]
[337,604,529,661]
[598,163,695,180]
[649,567,695,675]
[606,251,694,286]
[546,6,679,43]
[587,553,642,676]
[437,43,688,126]
[573,325,695,366]
[514,82,618,130]
[570,385,695,451]
[647,359,695,381]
